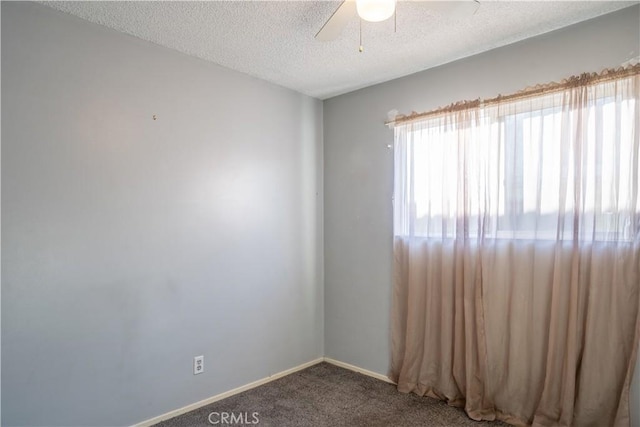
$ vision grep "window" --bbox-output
[393,79,639,242]
[390,68,640,427]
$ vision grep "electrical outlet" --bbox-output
[194,355,204,375]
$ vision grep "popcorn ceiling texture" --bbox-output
[40,1,636,99]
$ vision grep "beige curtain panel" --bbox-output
[390,66,640,426]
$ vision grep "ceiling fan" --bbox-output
[315,0,481,42]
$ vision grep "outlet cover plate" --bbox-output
[194,355,204,375]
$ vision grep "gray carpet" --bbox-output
[156,362,509,427]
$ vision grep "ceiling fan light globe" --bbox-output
[356,0,396,22]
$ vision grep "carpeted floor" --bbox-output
[156,362,509,427]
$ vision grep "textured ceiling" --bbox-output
[40,1,638,99]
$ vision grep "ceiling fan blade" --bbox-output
[315,1,357,42]
[427,0,480,19]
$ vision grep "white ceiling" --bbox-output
[40,1,638,99]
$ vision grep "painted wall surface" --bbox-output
[3,1,640,426]
[1,2,323,426]
[323,4,640,425]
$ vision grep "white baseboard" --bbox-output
[132,356,395,427]
[322,357,396,385]
[132,358,324,427]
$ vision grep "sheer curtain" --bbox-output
[390,68,640,426]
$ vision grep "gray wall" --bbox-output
[323,4,640,425]
[1,2,323,426]
[3,1,640,426]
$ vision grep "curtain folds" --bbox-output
[390,68,640,426]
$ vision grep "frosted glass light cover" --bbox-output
[356,0,396,22]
